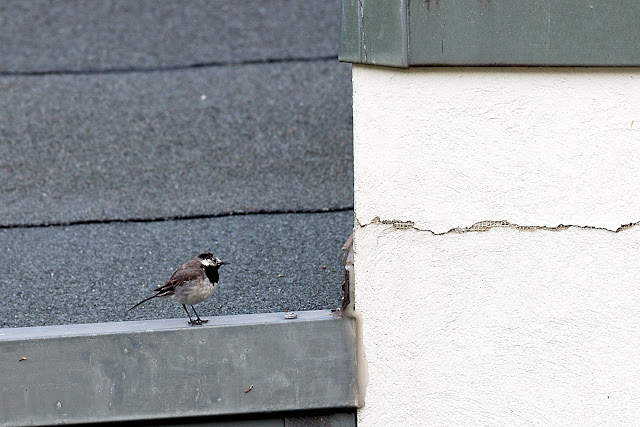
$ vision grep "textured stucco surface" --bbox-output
[353,66,640,234]
[352,66,640,425]
[355,225,640,426]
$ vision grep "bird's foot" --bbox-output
[188,318,209,326]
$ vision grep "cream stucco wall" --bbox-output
[352,65,640,425]
[354,67,640,234]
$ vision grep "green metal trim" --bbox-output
[339,0,362,64]
[0,311,358,426]
[339,0,640,67]
[362,0,409,67]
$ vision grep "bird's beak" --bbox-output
[220,261,230,265]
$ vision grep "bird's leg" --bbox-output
[182,304,196,325]
[191,305,209,324]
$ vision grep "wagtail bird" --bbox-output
[128,252,229,325]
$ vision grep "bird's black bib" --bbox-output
[203,265,220,284]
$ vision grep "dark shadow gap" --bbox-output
[0,55,339,77]
[0,206,354,230]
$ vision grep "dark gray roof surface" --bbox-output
[0,60,352,226]
[0,1,353,328]
[0,0,340,73]
[0,211,352,328]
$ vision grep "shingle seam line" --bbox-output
[0,206,354,230]
[0,55,339,77]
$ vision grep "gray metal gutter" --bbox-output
[0,310,357,426]
[339,0,640,68]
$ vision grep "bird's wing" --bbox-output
[153,264,203,294]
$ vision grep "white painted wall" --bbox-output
[353,67,640,234]
[352,65,640,426]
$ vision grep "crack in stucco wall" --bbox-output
[349,216,639,412]
[356,217,639,234]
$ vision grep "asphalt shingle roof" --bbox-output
[0,0,353,328]
[0,211,352,328]
[0,0,339,73]
[0,61,352,226]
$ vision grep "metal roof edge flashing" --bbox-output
[0,310,358,426]
[339,0,640,68]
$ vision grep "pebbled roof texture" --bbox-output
[0,0,353,328]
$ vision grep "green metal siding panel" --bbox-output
[409,1,555,65]
[338,0,409,67]
[340,0,640,67]
[362,0,409,67]
[339,0,362,64]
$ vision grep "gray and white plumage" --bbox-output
[128,252,228,325]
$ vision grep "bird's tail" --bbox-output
[127,294,159,312]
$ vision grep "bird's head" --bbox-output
[197,252,229,268]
